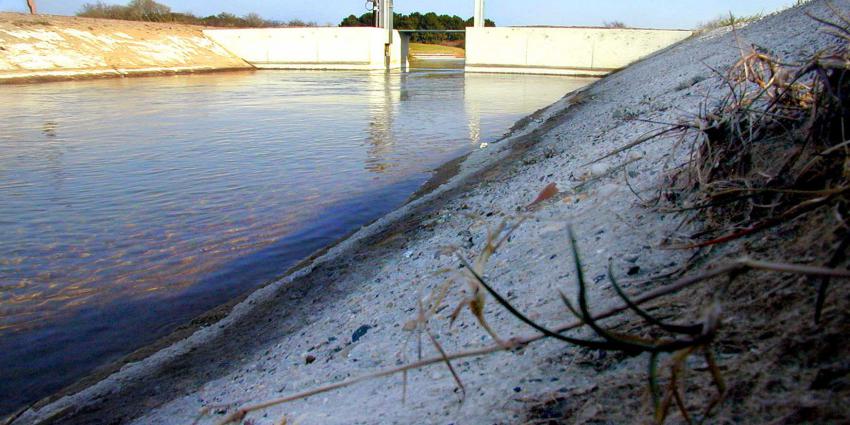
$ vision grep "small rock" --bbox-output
[304,355,316,364]
[352,325,372,343]
[595,183,620,199]
[513,386,522,393]
[458,230,474,249]
[575,401,601,424]
[588,162,610,177]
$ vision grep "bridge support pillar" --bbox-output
[376,0,394,69]
[399,32,410,71]
[474,0,485,28]
[377,0,394,43]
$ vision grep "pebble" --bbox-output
[588,162,610,177]
[351,325,372,343]
[595,183,620,199]
[458,230,474,249]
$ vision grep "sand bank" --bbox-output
[0,14,251,83]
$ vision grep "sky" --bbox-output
[0,0,800,29]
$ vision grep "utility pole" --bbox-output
[26,0,36,14]
[474,0,485,27]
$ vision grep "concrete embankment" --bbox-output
[465,26,692,76]
[0,14,251,83]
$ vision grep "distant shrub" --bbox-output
[696,13,764,32]
[604,21,627,28]
[77,0,315,28]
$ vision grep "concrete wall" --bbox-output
[204,27,407,71]
[0,13,251,83]
[465,27,692,76]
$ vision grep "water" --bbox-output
[0,68,592,414]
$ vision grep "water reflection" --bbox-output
[365,72,400,174]
[464,72,594,145]
[0,69,594,414]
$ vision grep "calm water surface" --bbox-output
[0,68,592,413]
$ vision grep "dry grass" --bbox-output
[696,13,764,34]
[666,7,850,247]
[408,43,465,58]
[523,7,850,424]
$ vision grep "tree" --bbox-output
[340,10,494,44]
[242,12,265,28]
[340,14,361,27]
[126,0,170,22]
[78,1,129,19]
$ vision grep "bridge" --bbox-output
[203,1,692,76]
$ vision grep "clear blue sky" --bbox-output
[0,0,800,29]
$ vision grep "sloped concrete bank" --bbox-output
[0,14,251,83]
[11,1,849,424]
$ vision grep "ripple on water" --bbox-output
[0,69,594,414]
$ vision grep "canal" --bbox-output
[0,68,592,414]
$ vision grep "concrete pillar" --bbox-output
[400,32,410,71]
[378,0,393,43]
[474,0,485,28]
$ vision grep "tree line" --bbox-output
[340,12,495,44]
[74,0,498,38]
[76,0,317,28]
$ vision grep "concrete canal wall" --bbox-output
[0,13,251,83]
[0,13,691,82]
[204,27,407,71]
[465,26,693,76]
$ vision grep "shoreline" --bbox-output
[0,67,257,85]
[26,151,473,414]
[12,78,589,424]
[22,82,588,420]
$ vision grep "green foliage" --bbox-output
[339,11,495,44]
[76,0,315,28]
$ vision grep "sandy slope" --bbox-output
[13,1,849,424]
[0,13,250,82]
